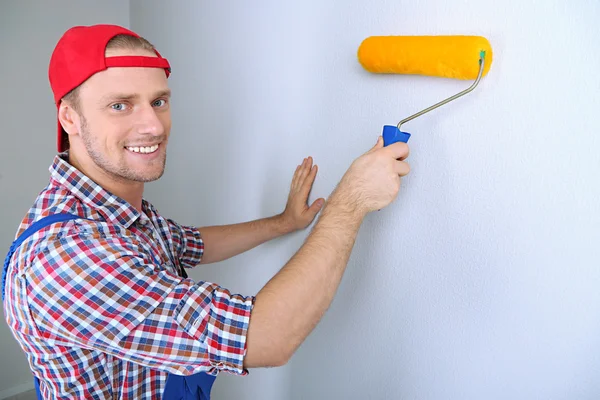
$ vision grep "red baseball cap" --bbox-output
[49,24,171,152]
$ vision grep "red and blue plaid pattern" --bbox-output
[3,154,255,399]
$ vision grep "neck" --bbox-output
[68,151,144,212]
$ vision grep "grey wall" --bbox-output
[0,1,129,397]
[132,1,600,399]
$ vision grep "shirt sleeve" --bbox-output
[26,228,255,376]
[166,218,204,268]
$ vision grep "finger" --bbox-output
[384,142,409,160]
[298,156,313,185]
[291,164,302,188]
[292,159,306,189]
[300,164,318,197]
[395,160,410,177]
[366,136,384,154]
[308,197,325,215]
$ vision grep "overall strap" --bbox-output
[2,213,81,302]
[2,213,83,400]
[162,372,217,400]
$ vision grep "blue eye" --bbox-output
[153,99,167,107]
[111,103,126,111]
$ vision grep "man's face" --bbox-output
[73,47,172,183]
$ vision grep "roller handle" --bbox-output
[382,125,411,146]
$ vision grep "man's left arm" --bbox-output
[199,156,324,264]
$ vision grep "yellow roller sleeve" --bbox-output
[357,35,493,80]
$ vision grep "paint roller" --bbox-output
[357,35,493,145]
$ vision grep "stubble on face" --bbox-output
[79,114,168,183]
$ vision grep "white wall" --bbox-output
[132,0,600,399]
[0,1,129,397]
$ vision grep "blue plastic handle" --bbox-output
[382,125,411,146]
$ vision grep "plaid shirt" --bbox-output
[3,153,255,399]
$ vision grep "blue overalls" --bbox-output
[2,213,217,399]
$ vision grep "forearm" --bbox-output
[198,214,292,264]
[244,190,365,366]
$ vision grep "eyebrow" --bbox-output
[100,89,172,103]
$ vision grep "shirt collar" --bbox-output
[49,152,143,229]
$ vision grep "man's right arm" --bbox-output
[244,137,411,367]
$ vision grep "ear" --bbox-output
[58,102,81,136]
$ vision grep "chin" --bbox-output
[131,164,166,182]
[140,170,165,182]
[131,155,167,182]
[116,163,166,183]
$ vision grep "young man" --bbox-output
[2,24,410,399]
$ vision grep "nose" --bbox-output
[135,105,165,136]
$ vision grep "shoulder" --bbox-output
[17,184,95,234]
[13,187,143,268]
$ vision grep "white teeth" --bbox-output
[126,144,159,154]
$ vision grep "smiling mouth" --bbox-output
[125,144,160,154]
